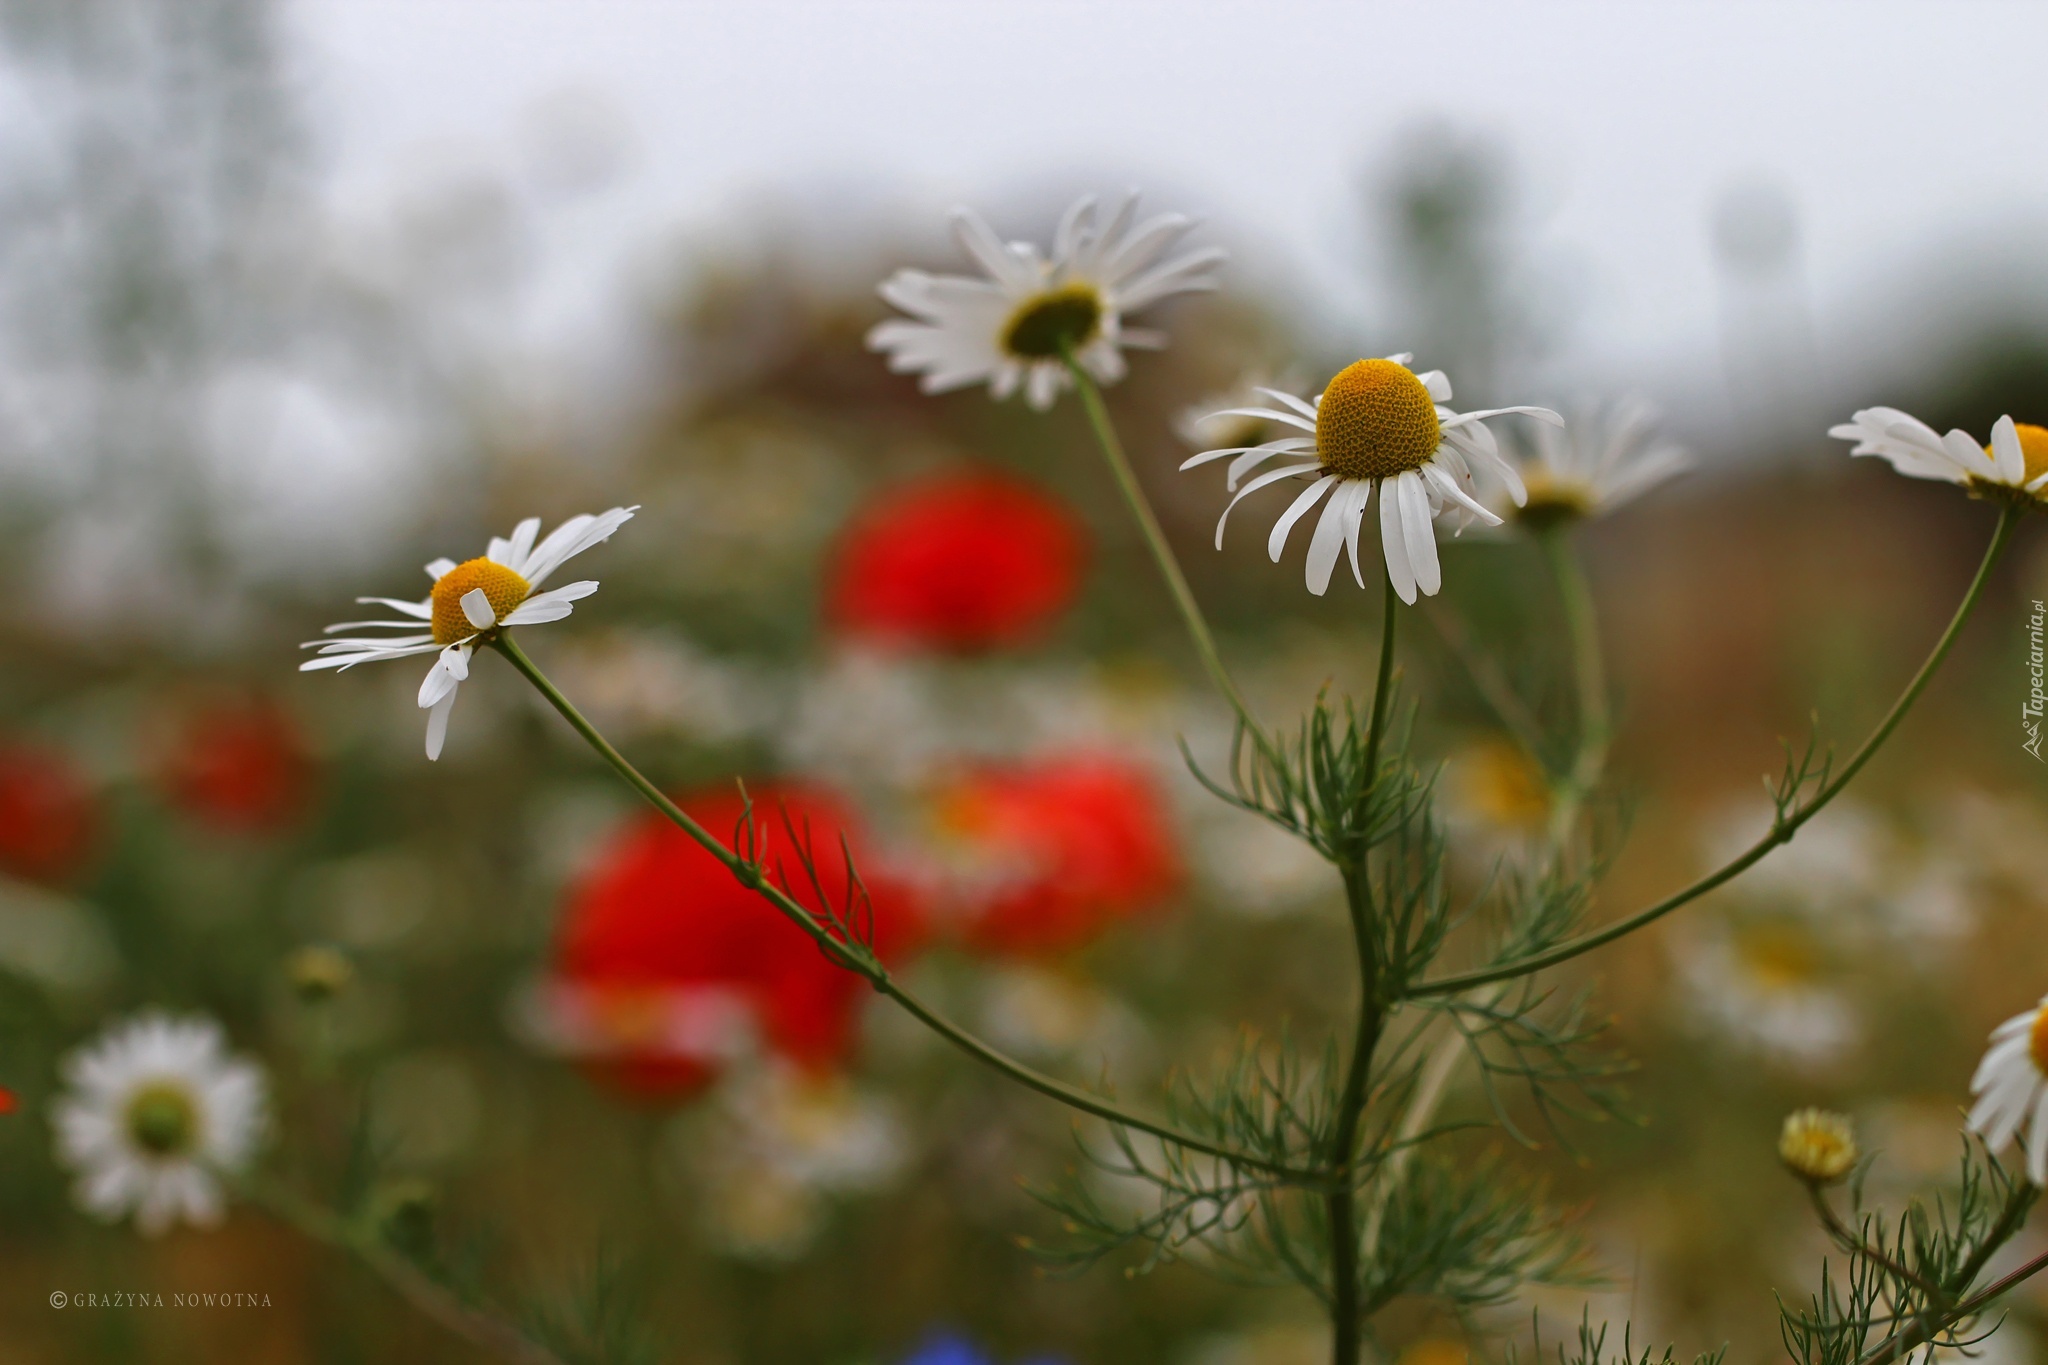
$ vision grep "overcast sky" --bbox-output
[288,0,2048,417]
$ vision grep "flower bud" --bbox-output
[1779,1108,1857,1184]
[286,944,354,1002]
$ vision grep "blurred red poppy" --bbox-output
[0,1087,15,1115]
[545,784,926,1098]
[160,699,314,835]
[826,469,1087,652]
[0,743,97,884]
[935,754,1182,956]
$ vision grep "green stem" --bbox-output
[1325,577,1400,1365]
[1856,1241,2048,1365]
[1541,525,1609,844]
[1060,350,1279,766]
[1806,1185,1947,1300]
[1411,504,2018,996]
[493,634,1317,1181]
[244,1178,567,1365]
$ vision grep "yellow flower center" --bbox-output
[429,558,530,645]
[126,1082,198,1157]
[2028,1004,2048,1074]
[1734,920,1822,991]
[1987,423,2048,486]
[1515,473,1595,529]
[1001,282,1103,360]
[1315,359,1442,480]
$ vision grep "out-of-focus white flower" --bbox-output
[53,1013,267,1236]
[978,963,1149,1070]
[869,193,1223,410]
[1497,398,1688,526]
[1970,993,2048,1184]
[683,1061,908,1262]
[1830,408,2048,504]
[1778,1108,1858,1183]
[1673,915,1859,1069]
[1182,356,1559,603]
[300,508,636,759]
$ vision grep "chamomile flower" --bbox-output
[1968,993,2048,1183]
[1830,409,2048,506]
[868,192,1224,410]
[1502,399,1689,527]
[1182,355,1561,603]
[52,1012,266,1236]
[300,508,636,760]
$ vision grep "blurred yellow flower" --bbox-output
[1778,1108,1857,1183]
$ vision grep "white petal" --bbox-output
[1304,482,1354,596]
[425,558,457,580]
[1415,370,1452,402]
[1267,475,1338,560]
[460,588,496,630]
[504,516,544,574]
[1379,477,1417,605]
[1398,472,1442,597]
[1992,415,2025,484]
[423,690,458,761]
[355,596,433,620]
[1213,464,1320,550]
[501,580,598,626]
[1344,479,1373,587]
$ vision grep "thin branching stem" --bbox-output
[493,634,1317,1181]
[244,1178,569,1365]
[1805,1184,1947,1300]
[1327,576,1401,1365]
[1855,1244,2048,1365]
[1412,503,2019,995]
[1059,350,1283,768]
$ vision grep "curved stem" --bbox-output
[1411,504,2018,996]
[1059,351,1280,767]
[493,634,1318,1182]
[244,1178,567,1365]
[1806,1184,1947,1300]
[1326,578,1400,1365]
[1856,1242,2048,1365]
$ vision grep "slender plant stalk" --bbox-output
[492,634,1317,1182]
[1412,503,2019,995]
[1060,351,1282,766]
[1423,598,1552,770]
[1364,525,1614,1254]
[1324,575,1400,1365]
[1540,524,1609,844]
[245,1178,568,1365]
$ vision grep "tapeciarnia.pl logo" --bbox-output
[2025,599,2045,762]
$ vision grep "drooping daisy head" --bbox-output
[1501,398,1689,528]
[300,508,636,760]
[1969,992,2048,1184]
[1180,355,1561,603]
[1831,408,2048,508]
[868,192,1224,410]
[52,1012,267,1236]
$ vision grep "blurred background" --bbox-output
[0,0,2046,1361]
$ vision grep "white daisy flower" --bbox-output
[1969,993,2048,1183]
[300,507,637,760]
[1830,408,2048,505]
[1500,398,1689,527]
[52,1012,267,1236]
[1181,355,1561,603]
[868,192,1224,410]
